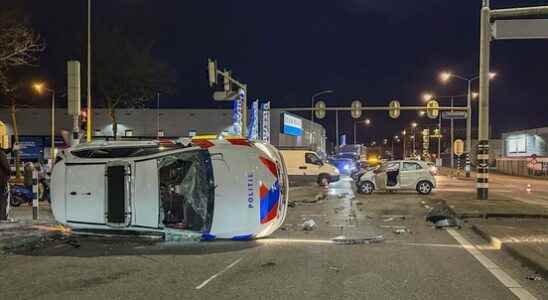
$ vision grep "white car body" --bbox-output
[357,160,437,194]
[50,138,288,240]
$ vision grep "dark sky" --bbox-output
[6,0,548,143]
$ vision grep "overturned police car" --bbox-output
[50,138,288,240]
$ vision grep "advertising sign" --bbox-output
[280,113,303,136]
[231,89,244,136]
[247,100,259,140]
[261,102,271,143]
[18,136,44,160]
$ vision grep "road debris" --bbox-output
[526,275,543,281]
[426,203,463,229]
[301,219,318,231]
[328,266,341,272]
[382,215,406,222]
[331,235,384,245]
[261,262,276,268]
[393,227,410,235]
[288,201,297,208]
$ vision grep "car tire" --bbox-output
[416,181,433,195]
[317,174,330,187]
[357,181,374,194]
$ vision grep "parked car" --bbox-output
[357,160,436,195]
[50,137,288,240]
[279,149,340,186]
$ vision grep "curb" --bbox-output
[471,224,548,278]
[429,198,548,220]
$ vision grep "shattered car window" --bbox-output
[158,150,214,232]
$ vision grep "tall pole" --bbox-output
[477,0,491,200]
[86,0,92,143]
[311,97,315,123]
[335,110,339,146]
[465,80,472,177]
[412,128,416,157]
[438,112,442,163]
[156,92,160,138]
[51,91,55,163]
[403,133,406,159]
[450,96,454,168]
[353,121,357,144]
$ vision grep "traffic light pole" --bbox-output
[213,68,248,137]
[476,1,548,200]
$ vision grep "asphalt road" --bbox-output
[1,176,546,299]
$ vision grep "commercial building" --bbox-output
[497,127,548,177]
[0,108,326,161]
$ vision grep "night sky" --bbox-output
[5,0,548,144]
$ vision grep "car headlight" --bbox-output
[343,164,350,171]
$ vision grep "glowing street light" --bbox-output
[411,122,418,128]
[364,118,371,125]
[422,93,434,102]
[32,82,56,163]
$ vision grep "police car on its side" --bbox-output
[50,136,288,241]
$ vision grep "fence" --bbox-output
[496,157,548,178]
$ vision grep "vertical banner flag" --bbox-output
[261,101,271,143]
[247,100,259,140]
[231,88,244,136]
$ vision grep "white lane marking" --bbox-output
[447,229,537,300]
[195,257,243,290]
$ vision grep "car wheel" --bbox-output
[417,181,433,195]
[317,174,330,187]
[358,181,374,194]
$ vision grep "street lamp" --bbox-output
[402,130,407,158]
[439,71,497,177]
[422,93,434,102]
[411,122,418,157]
[353,118,371,144]
[33,82,56,163]
[310,89,333,122]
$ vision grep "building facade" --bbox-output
[0,108,326,160]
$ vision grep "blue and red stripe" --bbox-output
[260,180,280,224]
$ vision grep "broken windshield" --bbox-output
[158,150,215,233]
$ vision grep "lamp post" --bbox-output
[33,83,56,163]
[402,130,407,159]
[440,71,496,176]
[353,118,371,144]
[310,89,333,122]
[411,122,418,158]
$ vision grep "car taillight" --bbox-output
[260,156,278,177]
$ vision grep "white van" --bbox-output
[279,149,340,186]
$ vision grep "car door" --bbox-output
[303,152,320,176]
[401,162,423,189]
[374,164,389,190]
[66,164,106,224]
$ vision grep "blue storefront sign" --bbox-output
[281,113,303,137]
[17,136,44,160]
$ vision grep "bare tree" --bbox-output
[94,29,176,137]
[0,10,44,180]
[0,10,44,86]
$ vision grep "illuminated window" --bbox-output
[125,130,134,137]
[507,136,526,153]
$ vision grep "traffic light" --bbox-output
[389,100,400,119]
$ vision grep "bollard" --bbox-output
[32,164,39,221]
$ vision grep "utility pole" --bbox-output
[156,92,160,138]
[438,112,442,163]
[450,96,454,169]
[335,110,339,146]
[477,0,491,200]
[465,80,472,177]
[86,0,92,143]
[353,121,357,144]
